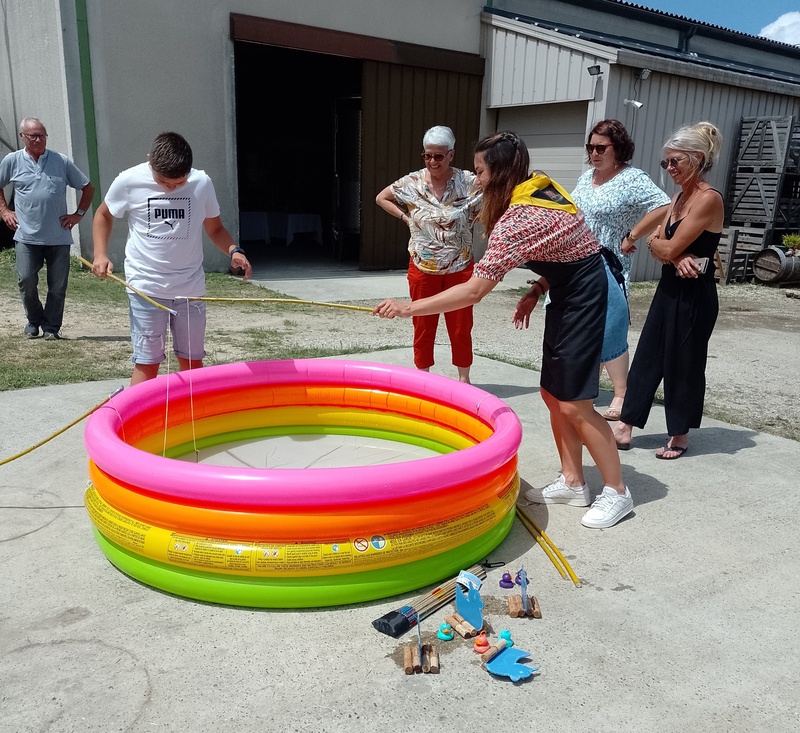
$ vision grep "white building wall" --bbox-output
[83,0,483,267]
[0,0,87,250]
[497,102,588,191]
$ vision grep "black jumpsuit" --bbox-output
[620,216,721,436]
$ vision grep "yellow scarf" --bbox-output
[509,172,578,214]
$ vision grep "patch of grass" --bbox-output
[231,327,379,361]
[0,249,303,391]
[0,336,132,390]
[204,272,287,310]
[477,351,536,371]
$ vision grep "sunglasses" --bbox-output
[421,152,450,162]
[585,143,611,154]
[660,156,688,169]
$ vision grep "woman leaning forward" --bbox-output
[374,131,633,529]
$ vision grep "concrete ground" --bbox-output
[2,263,799,732]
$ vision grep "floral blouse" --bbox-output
[391,168,482,275]
[571,166,669,280]
[474,205,600,282]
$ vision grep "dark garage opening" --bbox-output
[234,42,362,267]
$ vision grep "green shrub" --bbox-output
[782,233,800,251]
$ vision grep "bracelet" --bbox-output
[229,246,246,258]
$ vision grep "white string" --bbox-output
[178,296,200,462]
[161,302,172,459]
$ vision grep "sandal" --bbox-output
[602,406,622,421]
[655,443,688,460]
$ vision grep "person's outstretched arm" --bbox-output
[373,276,497,319]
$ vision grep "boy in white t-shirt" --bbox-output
[91,132,251,384]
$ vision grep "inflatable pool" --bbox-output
[84,359,522,607]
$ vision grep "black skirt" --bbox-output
[525,252,607,401]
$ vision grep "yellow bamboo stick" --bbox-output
[78,257,373,313]
[78,257,176,313]
[517,507,580,586]
[529,515,581,587]
[515,508,567,580]
[0,389,123,467]
[187,296,372,312]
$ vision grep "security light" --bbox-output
[624,98,643,109]
[587,65,602,76]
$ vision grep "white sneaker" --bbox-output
[524,474,591,507]
[581,486,633,528]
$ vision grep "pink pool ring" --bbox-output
[84,359,523,607]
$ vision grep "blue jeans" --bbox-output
[16,242,71,334]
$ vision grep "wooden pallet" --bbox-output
[728,172,783,222]
[717,228,768,283]
[735,116,800,172]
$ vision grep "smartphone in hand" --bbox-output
[692,256,709,274]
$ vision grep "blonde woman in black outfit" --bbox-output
[613,122,724,459]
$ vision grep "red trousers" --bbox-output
[407,260,474,369]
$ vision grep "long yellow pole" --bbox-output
[188,296,372,312]
[515,507,581,586]
[78,256,176,313]
[0,388,123,467]
[78,257,373,313]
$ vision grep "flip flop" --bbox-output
[616,441,631,451]
[655,444,688,460]
[602,407,622,421]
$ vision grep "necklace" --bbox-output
[673,181,708,218]
[428,171,451,200]
[593,164,622,186]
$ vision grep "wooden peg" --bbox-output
[411,644,422,673]
[403,645,413,675]
[445,612,478,638]
[427,645,440,674]
[480,639,508,665]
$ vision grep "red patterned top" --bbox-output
[474,205,600,281]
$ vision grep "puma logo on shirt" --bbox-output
[147,197,191,239]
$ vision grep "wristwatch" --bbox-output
[76,208,86,217]
[229,246,246,258]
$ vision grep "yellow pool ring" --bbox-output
[85,478,518,578]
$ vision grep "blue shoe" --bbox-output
[24,324,40,339]
[43,331,62,341]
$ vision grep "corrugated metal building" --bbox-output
[481,0,800,281]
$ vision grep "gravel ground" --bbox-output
[2,270,798,441]
[276,280,800,442]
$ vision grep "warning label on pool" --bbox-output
[85,478,518,577]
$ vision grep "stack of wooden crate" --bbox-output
[721,116,800,282]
